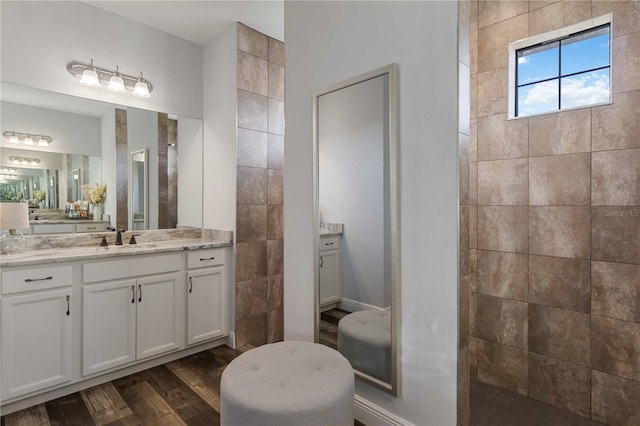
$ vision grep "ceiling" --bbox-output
[85,1,284,45]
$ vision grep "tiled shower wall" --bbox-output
[469,1,640,424]
[234,24,285,347]
[458,0,475,425]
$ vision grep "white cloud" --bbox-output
[518,56,530,65]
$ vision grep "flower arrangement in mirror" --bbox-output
[34,189,46,209]
[84,183,107,220]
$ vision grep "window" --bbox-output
[510,18,611,118]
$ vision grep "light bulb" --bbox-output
[8,132,19,144]
[107,66,126,93]
[80,59,101,87]
[24,135,34,145]
[132,73,151,98]
[21,159,28,165]
[38,136,49,146]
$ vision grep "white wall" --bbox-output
[127,108,159,230]
[178,116,204,228]
[319,76,387,309]
[202,25,237,231]
[1,101,102,157]
[284,2,459,425]
[0,1,203,119]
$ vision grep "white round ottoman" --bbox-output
[220,341,354,426]
[338,309,391,383]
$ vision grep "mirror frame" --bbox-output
[312,63,400,396]
[129,148,149,230]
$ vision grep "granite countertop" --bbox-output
[0,228,233,268]
[30,220,109,224]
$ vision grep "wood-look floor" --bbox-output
[0,345,251,426]
[320,308,350,350]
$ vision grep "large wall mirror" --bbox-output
[0,82,203,232]
[313,64,400,395]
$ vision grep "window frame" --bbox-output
[508,14,613,120]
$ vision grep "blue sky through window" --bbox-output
[516,25,610,116]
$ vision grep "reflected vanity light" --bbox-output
[9,156,40,166]
[3,131,52,146]
[67,59,153,98]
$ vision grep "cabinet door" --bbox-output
[2,288,72,399]
[187,267,227,345]
[136,273,184,359]
[319,249,341,306]
[82,279,136,376]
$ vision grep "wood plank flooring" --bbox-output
[320,308,350,350]
[0,345,249,426]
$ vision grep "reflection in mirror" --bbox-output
[313,64,399,395]
[130,149,148,230]
[0,82,203,232]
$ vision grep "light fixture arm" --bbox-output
[3,131,53,144]
[67,61,153,94]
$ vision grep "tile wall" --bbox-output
[469,1,640,423]
[234,23,285,347]
[458,0,475,425]
[115,108,128,230]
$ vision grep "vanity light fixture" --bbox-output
[3,131,52,146]
[67,60,153,98]
[0,167,18,173]
[9,156,40,166]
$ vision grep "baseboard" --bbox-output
[339,298,385,312]
[225,331,236,349]
[354,395,413,426]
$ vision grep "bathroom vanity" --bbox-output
[319,226,343,310]
[0,229,232,414]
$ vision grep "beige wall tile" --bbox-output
[235,241,267,282]
[267,169,283,205]
[529,108,591,156]
[592,0,640,38]
[470,205,478,249]
[470,337,478,379]
[478,114,528,161]
[592,148,640,206]
[592,370,640,425]
[592,315,640,381]
[478,250,528,300]
[267,134,284,170]
[477,338,528,395]
[592,261,640,323]
[478,158,528,205]
[238,89,268,132]
[267,274,283,311]
[470,249,479,292]
[478,206,529,253]
[561,0,592,27]
[529,206,590,259]
[470,292,478,337]
[237,128,268,168]
[268,38,285,67]
[528,304,590,366]
[267,204,283,240]
[236,205,267,243]
[268,98,285,136]
[238,24,268,60]
[457,344,471,425]
[471,74,479,119]
[460,134,470,206]
[470,162,478,205]
[267,239,283,276]
[528,353,590,417]
[529,255,590,313]
[471,29,478,76]
[237,51,268,97]
[461,207,471,277]
[592,207,640,264]
[266,308,284,343]
[459,0,471,67]
[529,1,563,35]
[477,68,508,117]
[268,63,285,101]
[529,0,558,11]
[470,118,478,161]
[237,167,267,205]
[592,90,640,151]
[478,14,528,73]
[460,275,470,349]
[529,153,591,205]
[235,313,267,347]
[613,32,640,94]
[235,277,267,320]
[478,0,529,29]
[477,294,528,349]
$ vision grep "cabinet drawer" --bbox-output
[31,224,74,234]
[76,223,107,233]
[83,253,183,283]
[2,264,73,295]
[187,248,225,269]
[320,236,341,250]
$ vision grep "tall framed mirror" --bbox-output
[130,149,148,230]
[313,64,400,395]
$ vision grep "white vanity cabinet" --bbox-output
[319,235,342,308]
[82,254,185,376]
[1,265,74,400]
[186,248,227,345]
